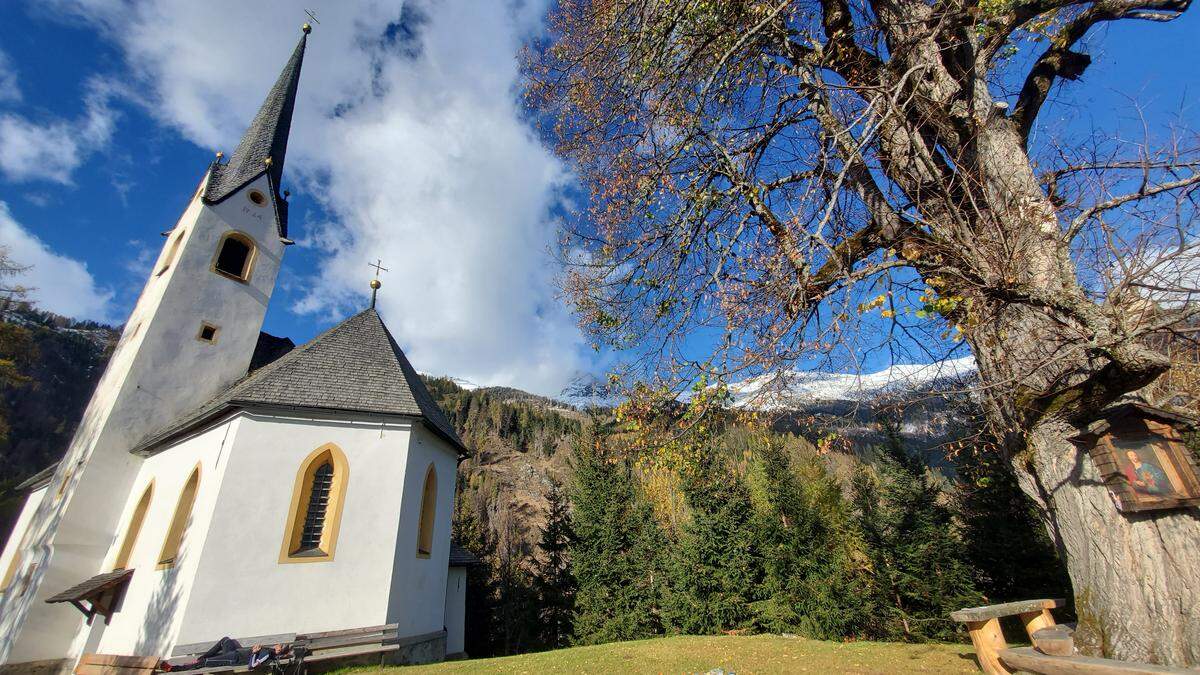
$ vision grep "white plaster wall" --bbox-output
[92,418,239,657]
[385,426,459,639]
[174,413,417,644]
[0,486,46,593]
[0,172,287,665]
[443,567,466,656]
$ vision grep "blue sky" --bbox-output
[0,1,1196,395]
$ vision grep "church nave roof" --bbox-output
[132,308,465,456]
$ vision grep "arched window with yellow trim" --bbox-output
[416,464,437,557]
[280,444,349,563]
[113,481,153,570]
[156,228,186,277]
[212,232,256,282]
[158,466,200,569]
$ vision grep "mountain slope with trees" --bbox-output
[0,303,116,545]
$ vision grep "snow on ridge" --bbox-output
[426,358,976,412]
[727,356,977,410]
[420,372,481,391]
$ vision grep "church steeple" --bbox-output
[203,24,310,236]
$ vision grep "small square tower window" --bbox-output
[197,323,219,343]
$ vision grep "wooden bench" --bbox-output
[75,653,159,675]
[951,598,1066,675]
[160,623,433,673]
[951,599,1193,674]
[166,633,296,674]
[170,634,296,660]
[997,647,1192,674]
[293,623,401,669]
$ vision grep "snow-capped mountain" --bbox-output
[725,356,977,410]
[549,356,977,412]
[557,374,624,409]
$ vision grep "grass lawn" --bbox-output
[340,634,980,674]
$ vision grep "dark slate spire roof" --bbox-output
[132,308,466,456]
[202,28,309,237]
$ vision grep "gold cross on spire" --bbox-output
[368,259,388,308]
[303,9,320,34]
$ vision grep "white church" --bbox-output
[0,25,475,672]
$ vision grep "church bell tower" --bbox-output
[0,26,311,665]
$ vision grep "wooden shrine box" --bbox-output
[1072,403,1200,513]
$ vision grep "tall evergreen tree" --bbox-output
[957,445,1072,606]
[852,420,983,641]
[747,440,874,640]
[533,479,576,649]
[569,422,666,644]
[493,515,539,655]
[662,458,760,634]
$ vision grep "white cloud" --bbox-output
[40,0,585,394]
[1127,241,1200,308]
[0,78,117,184]
[0,48,20,102]
[0,201,116,322]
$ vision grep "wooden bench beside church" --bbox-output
[76,623,443,674]
[951,599,1192,674]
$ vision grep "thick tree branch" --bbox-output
[1011,0,1191,141]
[816,0,884,84]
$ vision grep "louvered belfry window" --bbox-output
[299,461,334,551]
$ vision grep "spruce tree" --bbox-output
[748,440,874,639]
[957,445,1071,605]
[662,457,760,634]
[569,422,666,644]
[852,420,983,641]
[493,515,539,654]
[533,479,576,649]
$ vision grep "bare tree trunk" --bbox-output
[1018,421,1200,665]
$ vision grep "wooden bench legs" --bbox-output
[966,608,1060,674]
[966,618,1014,675]
[1021,608,1057,639]
[952,599,1068,674]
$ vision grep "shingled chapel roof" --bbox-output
[132,308,465,456]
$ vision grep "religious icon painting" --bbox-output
[1072,403,1200,513]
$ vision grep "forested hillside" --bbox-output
[0,304,117,544]
[428,379,1071,657]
